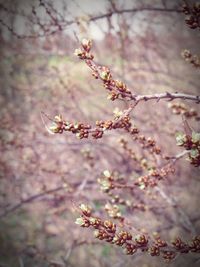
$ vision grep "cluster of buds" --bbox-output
[74,39,134,101]
[99,66,112,82]
[98,170,133,193]
[135,164,175,189]
[95,115,132,133]
[113,230,133,246]
[115,80,130,94]
[110,194,146,212]
[48,112,134,140]
[75,204,139,255]
[133,135,161,155]
[119,138,149,170]
[149,236,174,261]
[110,194,128,206]
[94,229,114,242]
[181,2,200,30]
[112,110,139,135]
[108,193,148,213]
[113,115,132,131]
[49,115,67,134]
[148,245,160,256]
[49,115,92,139]
[181,49,200,68]
[189,236,200,252]
[75,204,200,261]
[176,131,200,166]
[97,170,115,193]
[107,91,120,101]
[148,235,170,259]
[99,67,133,100]
[168,102,199,120]
[123,243,137,255]
[104,203,122,219]
[98,163,174,192]
[91,128,104,139]
[135,234,149,248]
[75,204,101,229]
[161,251,176,262]
[74,39,94,60]
[96,119,113,130]
[171,237,190,253]
[154,236,167,248]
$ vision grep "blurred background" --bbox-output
[0,0,200,266]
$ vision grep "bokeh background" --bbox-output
[0,0,200,266]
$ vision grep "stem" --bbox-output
[132,92,200,104]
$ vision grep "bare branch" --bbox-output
[132,92,200,104]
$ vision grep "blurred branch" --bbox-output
[0,180,96,219]
[155,185,196,235]
[89,6,182,22]
[0,184,68,218]
[0,2,183,38]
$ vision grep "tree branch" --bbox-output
[132,92,200,104]
[89,7,182,22]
